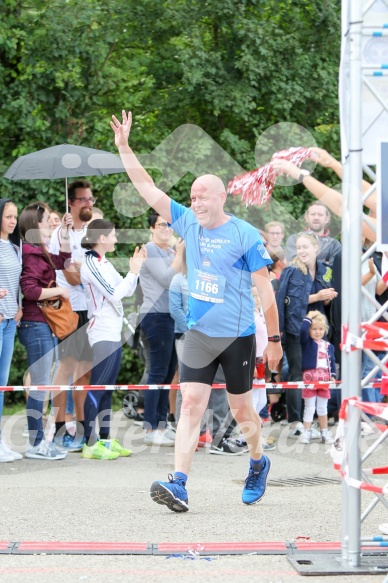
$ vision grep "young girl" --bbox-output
[80,219,147,459]
[299,310,336,444]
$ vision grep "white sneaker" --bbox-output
[0,440,23,460]
[144,430,175,447]
[0,446,14,463]
[298,429,311,444]
[379,523,388,535]
[361,422,375,436]
[321,430,334,444]
[280,419,289,426]
[22,423,29,438]
[163,427,176,441]
[25,441,67,460]
[310,424,322,441]
[288,422,304,438]
[262,439,276,451]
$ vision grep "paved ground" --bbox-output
[0,410,387,583]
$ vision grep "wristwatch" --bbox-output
[298,169,310,182]
[267,335,281,342]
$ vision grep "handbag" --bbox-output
[37,281,79,339]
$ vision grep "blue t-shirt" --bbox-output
[170,199,272,337]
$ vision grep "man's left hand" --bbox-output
[263,342,283,371]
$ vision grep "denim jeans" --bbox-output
[140,312,177,430]
[84,340,122,444]
[18,321,55,446]
[361,351,384,404]
[0,318,17,430]
[281,350,289,382]
[283,333,303,423]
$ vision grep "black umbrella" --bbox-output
[3,143,125,209]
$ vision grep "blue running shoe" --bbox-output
[242,455,272,505]
[150,474,189,512]
[55,433,86,453]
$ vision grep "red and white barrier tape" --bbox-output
[363,467,388,476]
[331,397,388,498]
[353,399,388,422]
[0,381,383,392]
[342,322,388,352]
[340,469,388,496]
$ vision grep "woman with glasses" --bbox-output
[49,179,95,452]
[19,202,73,460]
[276,233,337,437]
[140,212,185,446]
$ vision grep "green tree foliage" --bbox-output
[0,0,342,388]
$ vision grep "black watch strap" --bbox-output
[267,335,281,342]
[299,170,310,182]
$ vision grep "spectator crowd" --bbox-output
[0,146,386,468]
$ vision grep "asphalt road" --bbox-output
[0,410,387,583]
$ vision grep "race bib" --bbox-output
[190,269,226,303]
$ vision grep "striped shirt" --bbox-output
[0,239,21,318]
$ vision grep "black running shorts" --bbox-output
[179,330,256,395]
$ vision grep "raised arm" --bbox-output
[272,158,377,242]
[110,110,172,221]
[272,158,344,217]
[310,147,375,204]
[81,246,146,304]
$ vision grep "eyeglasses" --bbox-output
[155,222,172,230]
[74,197,96,204]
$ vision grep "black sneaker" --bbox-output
[210,437,248,456]
[132,412,145,426]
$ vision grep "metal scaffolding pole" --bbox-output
[290,2,388,575]
[342,0,363,568]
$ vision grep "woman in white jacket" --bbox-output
[80,219,146,460]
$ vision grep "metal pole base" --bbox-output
[288,551,388,576]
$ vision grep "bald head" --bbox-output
[191,175,226,197]
[190,175,229,229]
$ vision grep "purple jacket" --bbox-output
[20,243,71,323]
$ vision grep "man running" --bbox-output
[111,111,282,512]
